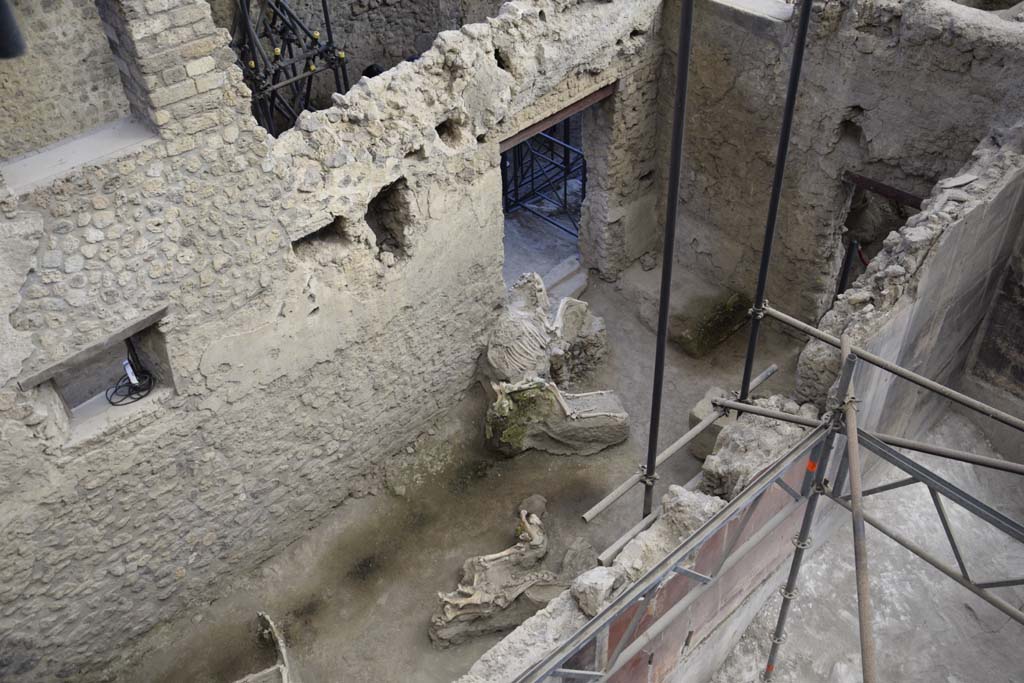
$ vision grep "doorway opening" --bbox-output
[500,112,588,294]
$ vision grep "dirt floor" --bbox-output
[711,410,1024,682]
[115,215,801,683]
[502,209,579,286]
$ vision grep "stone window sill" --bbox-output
[65,386,174,448]
[1,116,158,197]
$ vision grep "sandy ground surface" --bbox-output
[116,217,800,683]
[711,411,1024,683]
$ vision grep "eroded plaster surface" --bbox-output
[0,1,664,678]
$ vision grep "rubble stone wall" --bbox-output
[659,0,1024,320]
[0,0,663,679]
[205,0,508,108]
[797,125,1024,437]
[0,0,132,159]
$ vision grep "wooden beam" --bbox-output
[499,83,617,153]
[843,171,924,210]
[17,306,169,391]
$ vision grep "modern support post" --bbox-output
[840,337,879,683]
[643,0,696,517]
[763,344,853,680]
[738,0,816,402]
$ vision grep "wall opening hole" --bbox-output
[292,217,356,267]
[366,178,413,259]
[538,9,547,21]
[494,49,511,72]
[629,28,646,38]
[24,310,177,441]
[436,119,463,147]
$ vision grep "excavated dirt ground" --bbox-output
[117,220,801,683]
[712,410,1024,683]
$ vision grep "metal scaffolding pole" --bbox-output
[827,496,1024,626]
[738,0,816,402]
[643,0,697,518]
[839,339,878,683]
[763,305,1024,434]
[763,344,853,679]
[582,365,779,524]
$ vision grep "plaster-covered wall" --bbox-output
[798,124,1024,437]
[658,0,1024,321]
[0,0,131,159]
[0,0,664,679]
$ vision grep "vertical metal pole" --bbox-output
[563,118,572,208]
[320,0,344,94]
[739,0,817,401]
[763,425,845,678]
[840,335,878,683]
[763,439,829,680]
[764,351,854,680]
[643,0,696,517]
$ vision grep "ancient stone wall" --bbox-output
[204,0,508,111]
[0,0,131,159]
[0,0,664,679]
[658,0,1024,321]
[797,123,1024,435]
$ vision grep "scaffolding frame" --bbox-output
[501,116,588,238]
[229,0,350,135]
[512,0,1024,678]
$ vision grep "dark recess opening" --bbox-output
[436,119,462,147]
[366,178,413,257]
[292,217,355,267]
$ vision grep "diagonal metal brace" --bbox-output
[858,430,1024,545]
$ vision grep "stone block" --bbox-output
[688,386,733,461]
[149,80,198,108]
[194,71,226,94]
[619,260,751,358]
[571,566,622,618]
[184,56,215,77]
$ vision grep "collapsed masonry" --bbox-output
[456,397,817,683]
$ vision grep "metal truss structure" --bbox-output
[501,115,587,239]
[511,0,1024,679]
[228,0,350,135]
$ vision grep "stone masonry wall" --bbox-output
[797,122,1024,435]
[0,0,664,679]
[658,0,1024,321]
[206,0,507,112]
[0,0,131,159]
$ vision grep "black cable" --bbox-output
[105,339,154,406]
